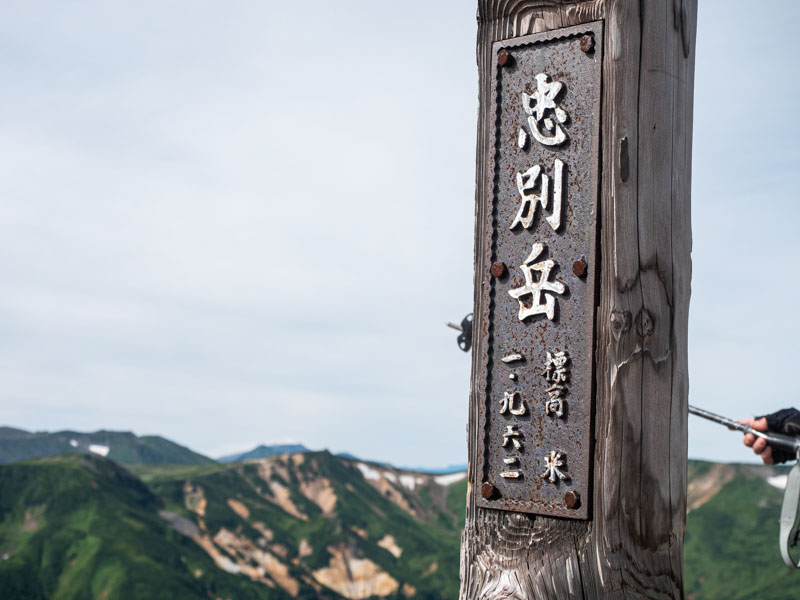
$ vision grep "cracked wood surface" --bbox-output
[461,1,696,598]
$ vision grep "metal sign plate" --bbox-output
[475,22,603,519]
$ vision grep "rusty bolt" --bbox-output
[481,482,498,500]
[497,49,512,68]
[580,34,595,53]
[564,490,581,509]
[491,262,507,278]
[572,257,587,278]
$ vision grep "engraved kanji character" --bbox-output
[510,159,564,232]
[501,456,522,479]
[502,425,523,450]
[543,350,570,383]
[540,450,568,483]
[499,391,526,416]
[522,73,569,146]
[543,350,570,418]
[501,352,524,364]
[545,397,564,418]
[508,243,566,321]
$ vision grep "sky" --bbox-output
[0,0,798,468]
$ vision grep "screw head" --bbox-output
[481,482,498,499]
[572,257,587,278]
[497,49,512,67]
[564,490,581,509]
[580,34,595,53]
[491,262,507,278]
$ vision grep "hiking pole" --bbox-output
[689,404,800,569]
[689,405,800,454]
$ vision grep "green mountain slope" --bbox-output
[0,427,214,466]
[136,451,467,599]
[684,461,800,600]
[0,454,291,600]
[2,449,798,600]
[0,450,467,600]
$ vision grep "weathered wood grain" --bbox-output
[461,1,697,598]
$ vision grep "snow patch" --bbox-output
[768,474,788,490]
[357,463,381,481]
[383,471,398,484]
[69,439,79,448]
[399,475,424,491]
[89,444,110,457]
[434,472,467,486]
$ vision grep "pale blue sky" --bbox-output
[0,0,798,466]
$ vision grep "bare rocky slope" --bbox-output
[1,448,798,599]
[137,452,467,599]
[1,450,467,599]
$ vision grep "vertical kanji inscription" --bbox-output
[475,22,603,519]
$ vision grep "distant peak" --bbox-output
[217,443,311,463]
[0,426,33,440]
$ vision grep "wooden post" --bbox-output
[461,1,697,598]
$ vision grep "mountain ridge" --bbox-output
[0,426,215,467]
[218,443,311,463]
[1,443,799,599]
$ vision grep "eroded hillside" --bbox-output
[3,449,798,600]
[0,454,290,600]
[138,451,467,599]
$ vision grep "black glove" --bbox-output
[758,408,800,464]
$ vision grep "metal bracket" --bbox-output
[446,313,473,352]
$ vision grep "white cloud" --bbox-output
[0,0,798,467]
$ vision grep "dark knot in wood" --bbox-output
[610,309,631,340]
[636,308,655,337]
[619,136,630,183]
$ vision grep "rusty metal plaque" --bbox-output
[474,22,603,519]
